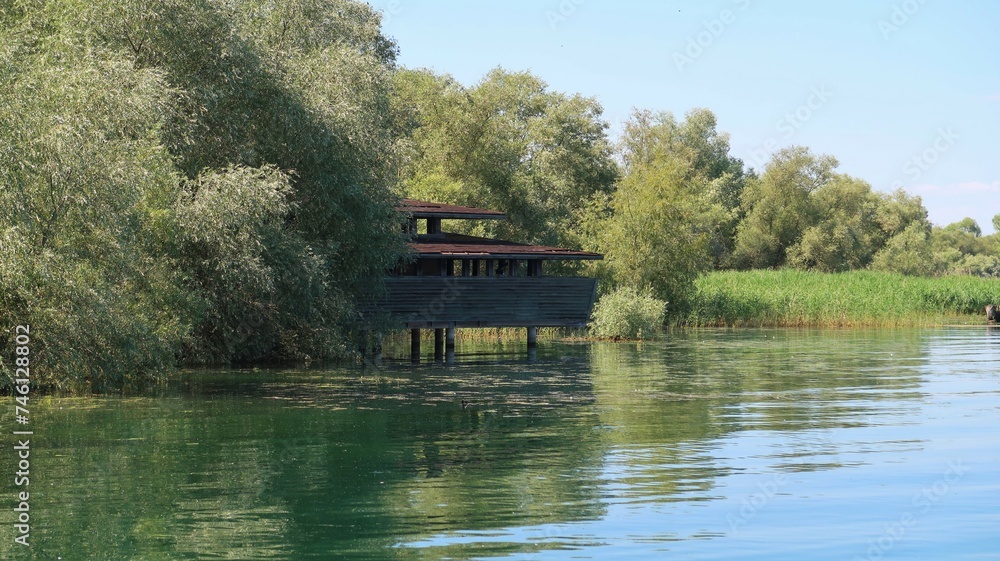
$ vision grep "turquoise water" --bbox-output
[2,328,999,559]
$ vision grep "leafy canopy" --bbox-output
[1,0,407,391]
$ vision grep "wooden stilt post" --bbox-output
[434,328,444,362]
[373,333,383,366]
[446,327,456,364]
[527,326,538,348]
[410,329,420,363]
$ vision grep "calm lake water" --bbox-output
[3,328,1000,560]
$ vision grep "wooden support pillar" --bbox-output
[373,333,383,366]
[472,259,481,276]
[485,259,495,276]
[410,329,420,363]
[527,326,538,348]
[446,327,456,351]
[510,259,520,276]
[462,259,472,277]
[434,328,444,362]
[446,259,454,276]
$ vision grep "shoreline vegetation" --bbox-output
[4,0,1000,393]
[383,270,999,351]
[680,270,1000,328]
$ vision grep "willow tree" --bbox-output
[930,218,1000,277]
[582,110,736,313]
[394,67,619,256]
[618,108,748,267]
[0,9,192,391]
[731,147,838,269]
[0,0,407,391]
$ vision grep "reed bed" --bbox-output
[681,270,1000,328]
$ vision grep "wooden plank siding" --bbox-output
[365,277,598,329]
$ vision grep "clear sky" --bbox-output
[373,0,1000,233]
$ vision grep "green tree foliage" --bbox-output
[87,0,407,286]
[875,188,931,239]
[175,166,337,363]
[619,108,748,266]
[930,218,1000,277]
[0,20,190,391]
[732,147,934,274]
[788,176,884,272]
[1,0,406,391]
[732,146,837,269]
[584,110,734,311]
[593,157,712,308]
[870,222,935,277]
[4,0,993,389]
[394,67,619,256]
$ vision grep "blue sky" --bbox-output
[374,0,1000,233]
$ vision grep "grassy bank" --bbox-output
[682,270,1000,327]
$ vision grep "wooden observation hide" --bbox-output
[370,199,604,361]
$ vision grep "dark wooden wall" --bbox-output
[366,277,599,328]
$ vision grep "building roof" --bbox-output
[397,199,506,220]
[409,233,602,261]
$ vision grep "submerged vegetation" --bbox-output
[2,0,998,388]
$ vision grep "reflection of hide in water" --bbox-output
[17,331,937,560]
[378,369,606,540]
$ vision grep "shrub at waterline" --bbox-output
[589,286,667,340]
[683,270,1000,327]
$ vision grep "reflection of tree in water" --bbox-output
[9,397,299,560]
[587,329,926,499]
[375,364,609,556]
[8,331,932,560]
